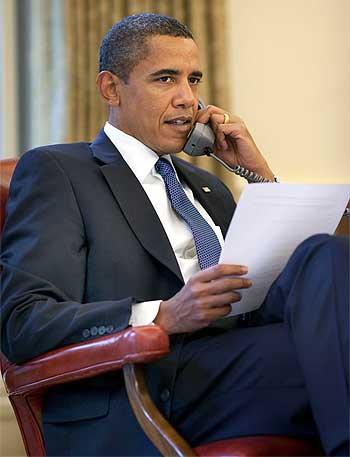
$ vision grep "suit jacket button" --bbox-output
[82,329,90,338]
[90,326,98,336]
[160,388,170,402]
[106,325,114,334]
[98,325,106,335]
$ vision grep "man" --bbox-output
[1,13,348,457]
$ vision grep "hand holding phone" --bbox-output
[183,102,275,183]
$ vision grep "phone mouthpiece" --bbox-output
[183,123,215,157]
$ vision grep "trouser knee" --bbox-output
[290,233,348,269]
[259,234,349,323]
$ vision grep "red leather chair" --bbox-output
[0,158,325,456]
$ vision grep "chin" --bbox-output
[161,141,186,155]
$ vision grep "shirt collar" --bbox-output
[104,121,174,185]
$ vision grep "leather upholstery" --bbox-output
[195,436,323,456]
[0,325,170,457]
[3,326,169,395]
[0,159,17,231]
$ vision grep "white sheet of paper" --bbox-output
[219,183,350,316]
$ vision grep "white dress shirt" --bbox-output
[104,122,224,326]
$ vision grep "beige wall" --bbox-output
[0,0,24,451]
[0,0,18,159]
[0,384,25,456]
[226,0,350,196]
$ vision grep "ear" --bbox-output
[96,71,121,106]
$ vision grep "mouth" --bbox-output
[164,116,193,131]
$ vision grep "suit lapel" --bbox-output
[90,130,183,282]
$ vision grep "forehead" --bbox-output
[137,35,201,74]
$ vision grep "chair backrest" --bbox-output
[0,159,18,375]
[0,159,18,232]
[0,159,45,457]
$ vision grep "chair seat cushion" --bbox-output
[195,435,323,456]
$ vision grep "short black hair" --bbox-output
[99,13,194,83]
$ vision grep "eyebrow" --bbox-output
[150,69,203,78]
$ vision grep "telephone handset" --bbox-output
[183,101,272,183]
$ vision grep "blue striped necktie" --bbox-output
[155,158,222,270]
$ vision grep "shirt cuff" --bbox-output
[129,300,162,326]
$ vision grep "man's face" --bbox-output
[114,35,202,155]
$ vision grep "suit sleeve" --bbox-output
[1,149,132,363]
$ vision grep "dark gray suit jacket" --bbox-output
[0,130,236,454]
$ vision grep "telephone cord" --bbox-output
[207,152,272,184]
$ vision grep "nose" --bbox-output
[173,80,196,109]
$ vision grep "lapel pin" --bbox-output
[202,186,211,193]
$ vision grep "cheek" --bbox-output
[129,92,168,135]
[147,106,164,131]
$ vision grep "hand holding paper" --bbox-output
[219,183,350,316]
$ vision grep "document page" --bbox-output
[220,183,350,316]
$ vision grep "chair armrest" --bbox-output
[3,325,169,396]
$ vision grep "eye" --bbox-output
[189,76,202,85]
[157,76,174,83]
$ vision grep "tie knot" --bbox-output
[155,158,174,178]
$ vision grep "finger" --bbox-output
[208,114,245,151]
[215,127,230,151]
[206,304,232,320]
[195,104,225,124]
[195,107,244,151]
[215,123,250,152]
[206,277,252,295]
[195,109,210,124]
[216,122,248,138]
[193,264,249,282]
[208,291,242,307]
[210,112,242,129]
